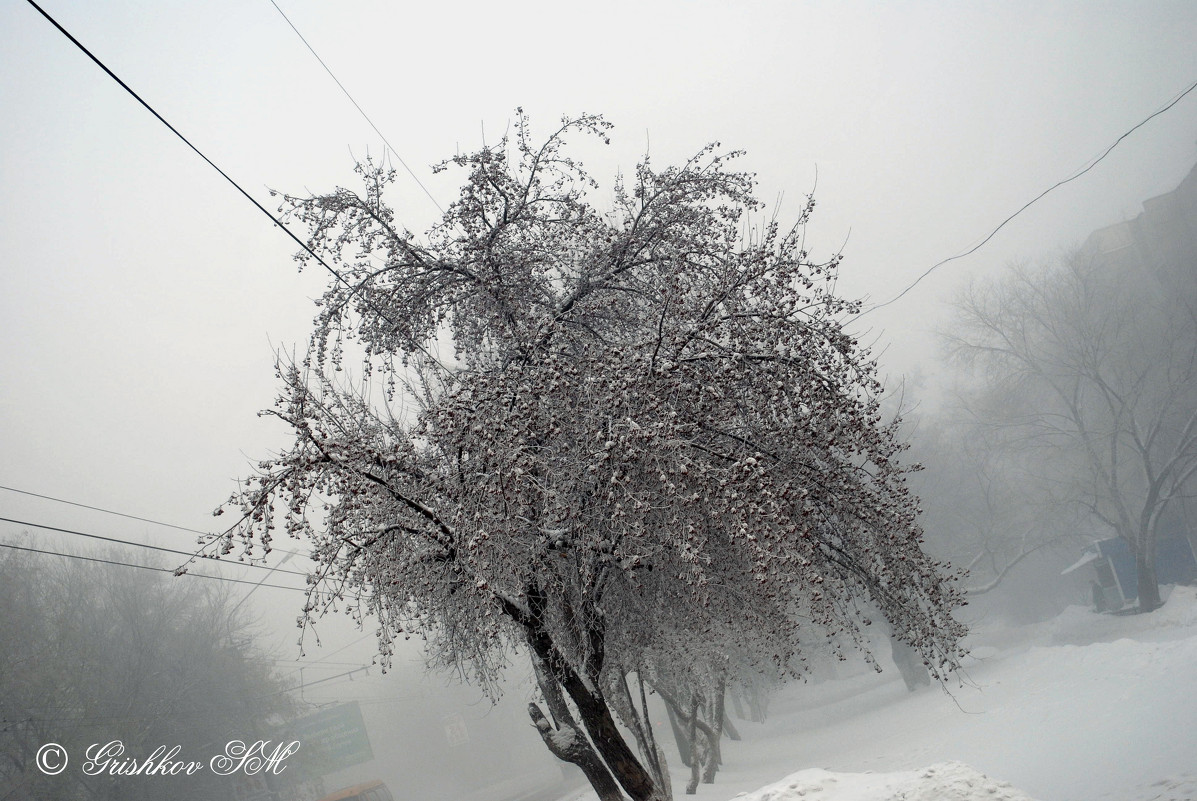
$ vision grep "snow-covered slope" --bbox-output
[560,586,1197,801]
[733,762,1037,801]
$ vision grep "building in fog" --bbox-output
[1068,161,1197,609]
[1079,160,1197,285]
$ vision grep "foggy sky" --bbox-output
[2,0,1197,671]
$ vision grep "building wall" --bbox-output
[1079,161,1197,289]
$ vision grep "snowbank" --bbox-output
[556,584,1197,801]
[735,762,1037,801]
[1039,585,1197,646]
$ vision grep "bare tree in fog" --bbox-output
[216,112,966,801]
[946,249,1197,612]
[0,548,296,801]
[905,420,1077,597]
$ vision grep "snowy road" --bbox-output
[560,586,1197,801]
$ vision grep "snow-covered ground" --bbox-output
[564,585,1197,801]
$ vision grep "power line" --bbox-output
[255,665,372,700]
[24,0,420,367]
[0,515,310,578]
[0,483,306,558]
[267,0,444,214]
[265,658,376,668]
[863,75,1197,315]
[0,540,309,594]
[21,0,376,313]
[304,632,377,665]
[1,525,404,676]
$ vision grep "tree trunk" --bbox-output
[1136,538,1162,612]
[722,707,741,741]
[747,681,768,722]
[523,621,660,801]
[729,686,746,720]
[636,671,672,801]
[701,685,725,784]
[607,668,672,800]
[656,685,722,769]
[565,677,660,801]
[529,703,626,801]
[528,651,625,801]
[685,695,700,795]
[664,697,692,766]
[889,633,931,691]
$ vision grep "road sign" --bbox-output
[289,702,374,775]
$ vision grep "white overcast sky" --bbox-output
[2,0,1197,659]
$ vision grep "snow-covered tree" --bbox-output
[218,112,965,801]
[947,252,1197,613]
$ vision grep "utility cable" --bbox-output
[267,0,444,214]
[280,632,377,671]
[862,75,1197,316]
[0,484,306,558]
[20,2,418,571]
[21,0,390,322]
[264,658,373,668]
[0,515,309,578]
[0,541,309,594]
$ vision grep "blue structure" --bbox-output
[1065,534,1197,610]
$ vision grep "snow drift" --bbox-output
[558,585,1197,801]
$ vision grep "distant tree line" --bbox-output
[0,546,299,801]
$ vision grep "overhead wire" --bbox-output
[266,0,444,215]
[861,75,1197,316]
[0,483,307,559]
[1,536,404,725]
[301,632,377,666]
[0,541,309,594]
[23,0,1195,343]
[20,0,397,329]
[0,505,412,672]
[0,497,416,682]
[0,515,309,578]
[17,2,425,586]
[2,0,426,696]
[264,658,376,668]
[0,521,404,667]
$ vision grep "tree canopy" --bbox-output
[218,112,965,801]
[946,247,1197,613]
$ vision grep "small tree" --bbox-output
[219,112,965,801]
[0,548,296,801]
[947,253,1197,612]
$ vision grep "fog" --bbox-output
[2,2,1196,800]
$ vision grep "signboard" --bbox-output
[289,701,375,775]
